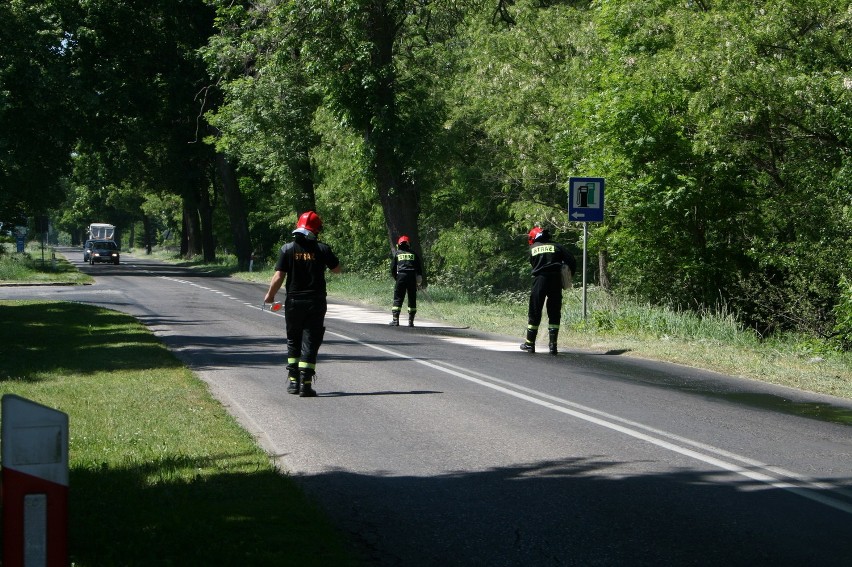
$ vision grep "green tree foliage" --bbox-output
[0,0,77,220]
[4,0,851,345]
[67,0,219,258]
[833,275,852,350]
[310,108,388,272]
[587,0,744,309]
[567,0,851,337]
[692,0,852,337]
[429,1,597,288]
[204,0,473,273]
[201,0,326,261]
[200,0,850,339]
[298,0,461,267]
[203,1,321,213]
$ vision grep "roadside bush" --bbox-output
[831,276,852,352]
[0,251,34,280]
[430,224,526,294]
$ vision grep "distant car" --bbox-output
[88,240,120,265]
[83,239,112,262]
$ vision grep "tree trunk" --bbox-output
[292,151,317,215]
[374,142,423,276]
[366,1,425,282]
[182,198,202,259]
[198,183,216,263]
[215,152,253,270]
[142,213,152,254]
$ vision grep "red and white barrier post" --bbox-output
[2,394,69,566]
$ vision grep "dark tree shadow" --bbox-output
[30,453,852,566]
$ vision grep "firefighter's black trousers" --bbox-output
[284,296,327,375]
[392,272,418,312]
[527,272,562,327]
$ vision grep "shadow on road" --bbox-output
[65,450,852,566]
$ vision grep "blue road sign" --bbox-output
[568,177,605,223]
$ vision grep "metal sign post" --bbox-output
[569,177,606,320]
[582,223,588,319]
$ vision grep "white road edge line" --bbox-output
[435,360,852,499]
[328,329,852,516]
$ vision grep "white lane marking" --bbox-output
[152,275,852,513]
[433,335,519,352]
[157,276,288,317]
[327,328,852,516]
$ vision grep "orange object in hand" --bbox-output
[271,302,282,312]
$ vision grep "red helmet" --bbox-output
[528,226,544,245]
[397,235,410,246]
[295,211,323,234]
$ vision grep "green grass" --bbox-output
[0,243,92,285]
[0,300,364,566]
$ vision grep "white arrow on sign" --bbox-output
[571,211,586,219]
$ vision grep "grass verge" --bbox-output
[0,243,92,285]
[0,300,364,566]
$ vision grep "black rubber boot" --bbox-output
[520,327,537,353]
[548,328,559,356]
[408,312,416,327]
[287,373,300,395]
[299,371,317,398]
[389,311,400,326]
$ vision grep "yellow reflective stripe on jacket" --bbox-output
[531,244,556,256]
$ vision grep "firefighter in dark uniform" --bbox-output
[265,211,341,397]
[389,235,423,327]
[521,225,576,355]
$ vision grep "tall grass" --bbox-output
[0,243,92,284]
[0,251,31,281]
[563,290,754,345]
[314,273,754,344]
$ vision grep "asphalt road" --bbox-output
[3,248,852,566]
